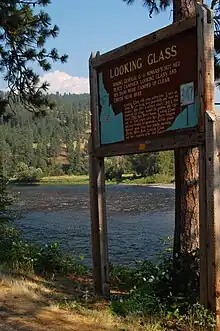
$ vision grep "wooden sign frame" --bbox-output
[89,3,220,329]
[90,15,205,158]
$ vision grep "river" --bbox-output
[12,184,175,266]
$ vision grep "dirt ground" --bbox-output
[0,273,163,331]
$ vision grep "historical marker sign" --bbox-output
[90,18,202,155]
[97,28,197,146]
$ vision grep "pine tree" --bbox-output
[0,0,68,117]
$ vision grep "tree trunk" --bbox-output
[174,148,199,255]
[173,1,201,257]
[173,0,198,22]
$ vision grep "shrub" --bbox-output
[0,230,88,277]
[34,242,87,276]
[110,245,200,315]
[15,162,43,183]
[105,166,123,182]
[47,163,64,176]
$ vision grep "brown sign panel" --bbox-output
[95,26,197,147]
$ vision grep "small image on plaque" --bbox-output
[180,82,194,106]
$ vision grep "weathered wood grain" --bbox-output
[97,158,110,297]
[89,53,100,149]
[94,131,205,157]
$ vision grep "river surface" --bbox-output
[12,184,175,266]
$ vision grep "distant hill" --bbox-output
[1,93,91,177]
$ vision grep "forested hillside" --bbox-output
[0,92,174,182]
[0,93,90,179]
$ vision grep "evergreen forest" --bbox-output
[0,92,174,182]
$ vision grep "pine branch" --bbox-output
[0,0,68,115]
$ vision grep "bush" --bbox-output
[0,231,88,276]
[15,162,43,183]
[47,163,64,176]
[0,224,37,272]
[34,242,87,276]
[105,166,123,182]
[110,242,206,318]
[109,249,215,330]
[110,251,200,316]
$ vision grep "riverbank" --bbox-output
[0,272,163,331]
[0,266,213,331]
[39,174,174,186]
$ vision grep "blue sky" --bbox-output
[1,0,220,101]
[46,0,220,103]
[46,0,171,77]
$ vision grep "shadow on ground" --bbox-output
[0,272,117,331]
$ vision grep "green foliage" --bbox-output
[110,253,214,329]
[1,93,90,178]
[109,241,211,329]
[126,151,174,179]
[122,174,173,184]
[174,303,215,330]
[128,153,157,177]
[35,242,87,276]
[1,238,37,272]
[0,0,68,115]
[122,0,171,18]
[104,153,174,183]
[47,162,64,176]
[105,166,124,182]
[0,227,88,275]
[0,175,17,223]
[1,92,176,182]
[155,151,174,176]
[105,156,128,182]
[14,162,43,183]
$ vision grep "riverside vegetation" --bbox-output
[0,175,215,330]
[1,93,174,185]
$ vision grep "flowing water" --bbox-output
[12,184,175,266]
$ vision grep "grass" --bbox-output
[40,174,174,186]
[122,174,174,185]
[0,271,165,331]
[41,175,89,185]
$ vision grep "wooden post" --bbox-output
[89,52,102,295]
[199,142,208,307]
[197,4,208,309]
[89,51,109,297]
[88,137,102,295]
[197,4,215,311]
[204,113,220,330]
[97,157,110,297]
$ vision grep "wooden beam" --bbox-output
[203,5,215,118]
[197,3,215,309]
[197,4,205,132]
[97,158,110,297]
[215,117,220,329]
[88,136,102,295]
[204,113,220,329]
[95,131,205,157]
[91,17,196,68]
[197,3,215,313]
[199,142,208,307]
[89,53,101,150]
